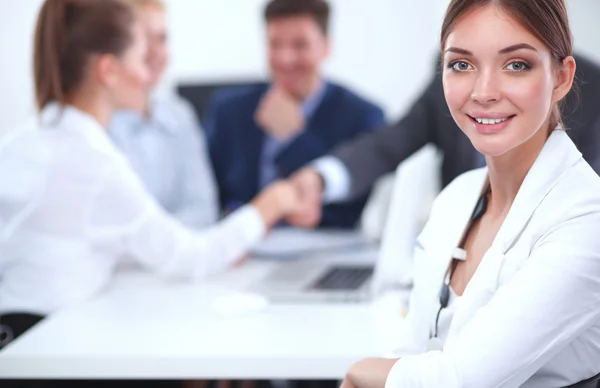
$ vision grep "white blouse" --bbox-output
[0,103,265,316]
[386,130,600,387]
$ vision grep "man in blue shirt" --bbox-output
[109,0,218,229]
[205,0,385,229]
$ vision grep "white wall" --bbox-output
[1,0,599,135]
[568,0,600,64]
[160,0,444,119]
[0,0,44,133]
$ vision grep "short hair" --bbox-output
[121,0,165,10]
[264,0,330,35]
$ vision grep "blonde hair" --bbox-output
[121,0,165,10]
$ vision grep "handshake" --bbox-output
[250,167,326,229]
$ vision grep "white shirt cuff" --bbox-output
[384,352,460,388]
[311,156,351,203]
[225,204,267,252]
[385,358,406,388]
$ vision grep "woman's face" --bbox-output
[442,5,573,158]
[111,21,151,112]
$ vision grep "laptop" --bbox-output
[248,229,378,303]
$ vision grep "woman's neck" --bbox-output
[142,95,152,119]
[65,91,112,129]
[485,129,548,218]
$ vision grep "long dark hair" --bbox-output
[441,0,573,130]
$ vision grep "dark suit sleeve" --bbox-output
[565,55,600,176]
[332,74,441,201]
[274,105,386,176]
[280,104,385,229]
[318,105,386,229]
[574,114,600,174]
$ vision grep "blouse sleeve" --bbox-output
[86,160,265,280]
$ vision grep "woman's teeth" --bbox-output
[474,117,510,125]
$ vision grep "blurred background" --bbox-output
[1,1,600,384]
[2,0,599,135]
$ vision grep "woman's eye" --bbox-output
[451,61,474,71]
[505,61,531,71]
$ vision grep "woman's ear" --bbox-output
[94,54,120,89]
[552,56,576,104]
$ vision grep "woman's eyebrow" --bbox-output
[444,43,537,56]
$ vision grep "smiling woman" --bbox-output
[441,0,575,160]
[340,0,600,387]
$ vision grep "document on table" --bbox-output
[250,227,373,260]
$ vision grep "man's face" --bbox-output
[138,4,169,88]
[266,15,330,100]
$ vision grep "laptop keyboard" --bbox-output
[309,266,373,291]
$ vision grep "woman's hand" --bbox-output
[251,180,305,228]
[285,167,324,228]
[340,377,358,388]
[344,358,399,388]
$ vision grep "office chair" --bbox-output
[368,144,441,295]
[177,79,263,124]
[564,372,600,388]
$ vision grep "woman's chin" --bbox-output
[470,137,511,159]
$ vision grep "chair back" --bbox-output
[177,80,264,123]
[369,145,441,295]
[564,372,600,388]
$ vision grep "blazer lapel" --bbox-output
[494,130,582,253]
[449,130,583,333]
[413,169,488,339]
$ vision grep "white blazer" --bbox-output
[0,104,265,316]
[386,130,600,388]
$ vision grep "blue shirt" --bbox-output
[258,82,328,189]
[108,94,218,229]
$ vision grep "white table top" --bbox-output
[0,250,407,380]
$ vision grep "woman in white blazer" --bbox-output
[0,0,304,348]
[341,0,600,387]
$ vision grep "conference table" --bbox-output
[0,246,408,380]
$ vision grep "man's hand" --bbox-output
[286,167,324,228]
[251,180,307,229]
[255,86,305,141]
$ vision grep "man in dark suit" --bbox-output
[204,0,385,229]
[287,54,600,227]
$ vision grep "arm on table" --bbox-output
[343,358,400,388]
[347,213,600,388]
[89,162,303,279]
